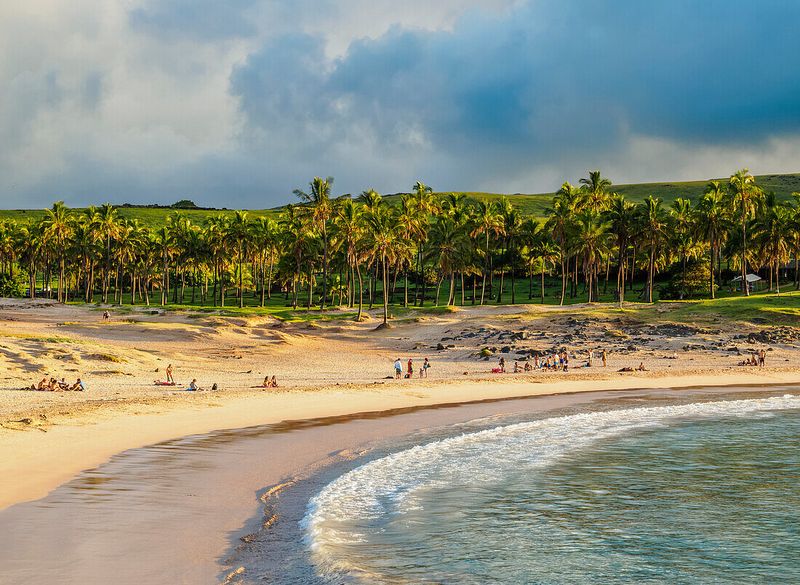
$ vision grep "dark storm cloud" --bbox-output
[230,0,800,196]
[2,0,800,207]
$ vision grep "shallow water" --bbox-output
[303,395,800,584]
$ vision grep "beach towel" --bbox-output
[154,381,177,386]
[491,368,503,374]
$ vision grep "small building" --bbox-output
[731,273,763,292]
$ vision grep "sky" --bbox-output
[1,0,799,208]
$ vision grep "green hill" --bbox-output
[2,172,799,226]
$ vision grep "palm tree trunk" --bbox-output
[741,219,749,296]
[321,230,328,311]
[709,239,716,299]
[356,263,364,321]
[541,266,546,304]
[448,271,455,306]
[481,233,489,305]
[382,256,389,325]
[559,257,566,306]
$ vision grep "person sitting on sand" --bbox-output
[29,377,48,391]
[261,376,270,388]
[514,361,522,373]
[58,377,70,391]
[270,376,278,388]
[394,358,402,379]
[524,361,532,372]
[102,310,110,321]
[69,378,85,392]
[48,378,62,391]
[187,379,200,391]
[166,364,175,383]
[636,362,648,372]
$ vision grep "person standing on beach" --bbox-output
[407,358,414,379]
[421,357,430,378]
[602,349,607,368]
[166,364,174,383]
[588,350,593,367]
[394,358,402,379]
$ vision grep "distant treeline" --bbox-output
[0,168,798,325]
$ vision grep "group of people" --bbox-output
[28,377,84,391]
[394,357,431,379]
[495,349,609,374]
[739,349,766,367]
[260,375,279,388]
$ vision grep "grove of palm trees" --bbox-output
[1,169,797,325]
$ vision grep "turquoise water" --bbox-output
[305,396,800,584]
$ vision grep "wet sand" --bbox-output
[0,384,795,584]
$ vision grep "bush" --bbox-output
[172,199,198,209]
[0,271,28,297]
[661,260,715,300]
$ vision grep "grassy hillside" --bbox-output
[2,173,798,225]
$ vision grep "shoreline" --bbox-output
[3,369,800,512]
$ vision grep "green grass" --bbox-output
[0,207,279,228]
[663,290,800,326]
[3,173,798,225]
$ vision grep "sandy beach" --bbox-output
[2,298,800,511]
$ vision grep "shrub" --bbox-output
[661,260,714,300]
[0,271,28,297]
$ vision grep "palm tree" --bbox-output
[41,201,73,303]
[364,205,402,326]
[252,217,279,306]
[755,193,791,292]
[333,199,367,320]
[728,169,763,295]
[605,194,636,306]
[670,198,697,299]
[547,182,580,305]
[697,181,728,298]
[227,210,251,308]
[579,170,613,213]
[92,203,120,303]
[470,200,504,305]
[639,196,669,303]
[397,195,424,307]
[295,177,334,309]
[572,212,608,302]
[409,181,437,306]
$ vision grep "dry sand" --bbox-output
[1,297,799,511]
